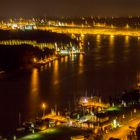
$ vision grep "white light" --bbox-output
[12,24,18,29]
[113,119,116,125]
[84,98,88,103]
[60,50,69,54]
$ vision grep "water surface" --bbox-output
[0,35,140,135]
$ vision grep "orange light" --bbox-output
[42,103,46,109]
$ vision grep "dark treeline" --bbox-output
[0,45,55,71]
[109,89,140,105]
[0,30,78,44]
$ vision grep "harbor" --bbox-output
[1,88,140,140]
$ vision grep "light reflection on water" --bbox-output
[78,54,84,74]
[28,68,40,119]
[30,68,39,95]
[108,35,115,64]
[123,36,130,62]
[96,34,101,47]
[125,35,130,47]
[53,60,59,85]
[109,35,114,47]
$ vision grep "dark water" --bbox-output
[1,35,140,135]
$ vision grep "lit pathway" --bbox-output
[38,26,140,37]
[104,116,140,140]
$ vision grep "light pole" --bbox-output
[42,103,46,117]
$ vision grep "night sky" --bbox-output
[0,0,140,17]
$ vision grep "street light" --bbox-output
[42,103,46,117]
